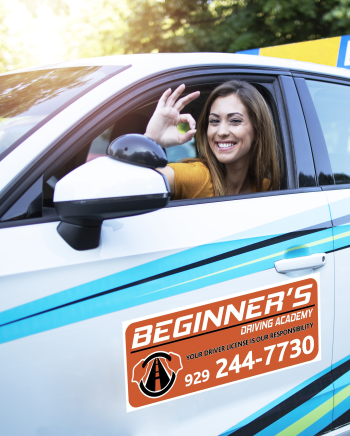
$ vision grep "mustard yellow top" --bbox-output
[168,161,271,200]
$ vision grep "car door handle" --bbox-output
[275,253,326,274]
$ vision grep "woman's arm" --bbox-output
[145,84,200,197]
[157,165,175,197]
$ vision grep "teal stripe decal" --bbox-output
[0,228,332,344]
[333,392,350,421]
[221,356,350,436]
[0,200,332,327]
[0,227,334,344]
[0,234,271,326]
[256,386,333,435]
[333,225,350,250]
[333,366,350,420]
[220,366,333,436]
[298,410,333,436]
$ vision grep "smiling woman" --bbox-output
[146,81,282,199]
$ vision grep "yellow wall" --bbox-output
[260,37,341,66]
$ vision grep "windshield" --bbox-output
[0,65,127,160]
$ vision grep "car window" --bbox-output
[86,84,280,168]
[1,78,286,223]
[87,122,197,164]
[87,126,113,162]
[75,82,284,201]
[306,80,350,184]
[0,65,126,160]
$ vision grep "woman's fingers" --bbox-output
[178,129,197,145]
[165,84,186,107]
[178,114,197,144]
[159,84,200,112]
[156,88,172,109]
[179,113,196,130]
[175,91,200,112]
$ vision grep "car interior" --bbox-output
[1,77,288,222]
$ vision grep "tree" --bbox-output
[1,0,350,74]
[61,0,127,60]
[121,0,350,54]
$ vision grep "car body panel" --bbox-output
[1,53,350,435]
[0,190,334,435]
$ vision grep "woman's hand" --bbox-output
[145,84,200,147]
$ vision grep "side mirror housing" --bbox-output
[107,134,167,168]
[54,135,169,250]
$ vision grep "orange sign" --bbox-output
[123,275,320,410]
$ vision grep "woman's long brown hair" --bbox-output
[187,80,282,196]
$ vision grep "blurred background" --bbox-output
[1,0,350,73]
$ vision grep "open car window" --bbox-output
[1,75,288,223]
[41,79,285,211]
[85,80,284,190]
[87,123,197,164]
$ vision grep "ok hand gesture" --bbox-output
[145,84,200,148]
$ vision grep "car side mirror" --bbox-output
[54,135,169,250]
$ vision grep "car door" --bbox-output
[297,75,350,434]
[0,69,334,436]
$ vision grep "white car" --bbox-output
[1,53,350,436]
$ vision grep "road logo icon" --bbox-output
[132,351,182,398]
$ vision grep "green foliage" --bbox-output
[1,0,350,74]
[122,0,350,53]
[62,0,126,60]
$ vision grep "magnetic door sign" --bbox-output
[123,275,320,410]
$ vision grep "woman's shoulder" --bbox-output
[168,160,213,199]
[262,178,271,191]
[168,160,209,172]
[168,160,211,182]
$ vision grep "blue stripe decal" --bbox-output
[255,387,333,435]
[0,234,272,326]
[333,354,350,370]
[333,368,350,420]
[221,358,350,435]
[334,224,350,250]
[298,410,333,436]
[0,201,331,327]
[0,228,333,344]
[221,356,350,436]
[219,365,334,435]
[333,392,350,421]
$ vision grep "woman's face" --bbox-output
[207,94,254,167]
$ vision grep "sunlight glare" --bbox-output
[4,0,66,68]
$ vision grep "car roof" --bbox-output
[2,52,350,80]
